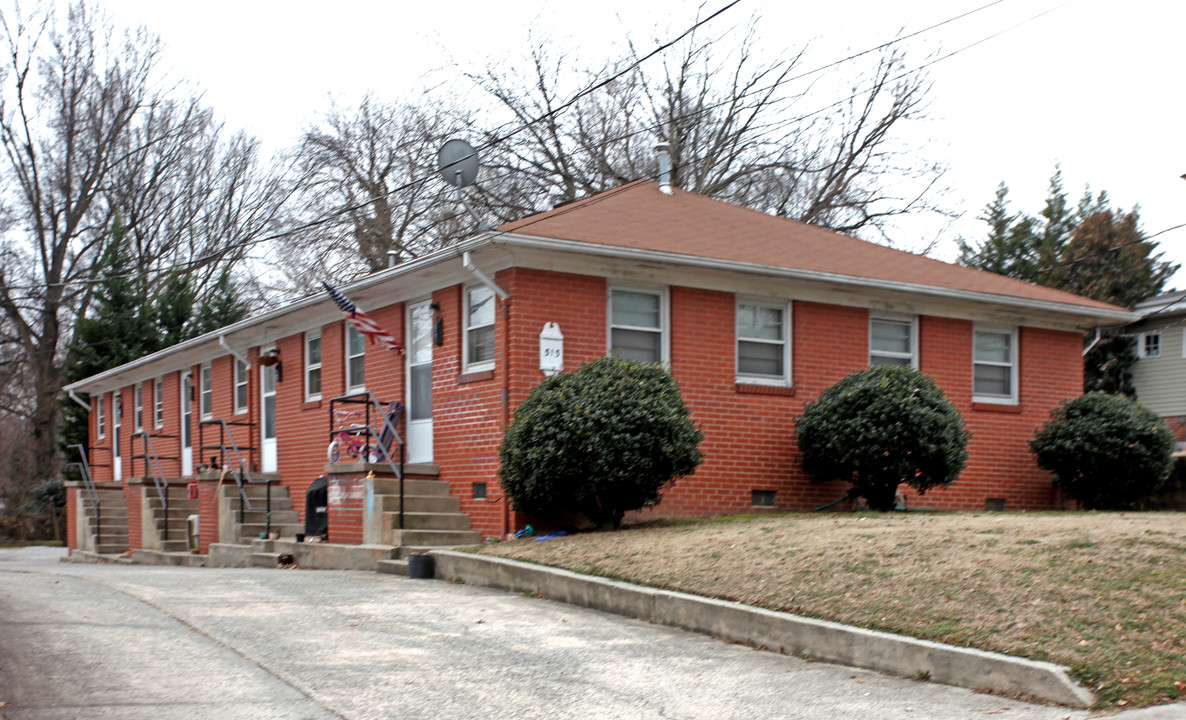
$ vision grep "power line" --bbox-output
[0,0,1076,298]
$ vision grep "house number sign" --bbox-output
[539,322,563,376]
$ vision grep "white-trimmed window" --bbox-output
[346,324,366,391]
[305,331,322,400]
[1139,332,1161,359]
[234,359,249,414]
[736,300,790,384]
[200,363,213,419]
[973,327,1018,404]
[154,377,163,428]
[134,384,144,431]
[464,285,496,372]
[609,287,667,364]
[870,316,918,367]
[97,395,106,438]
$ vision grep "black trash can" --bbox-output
[406,553,435,579]
[305,475,329,539]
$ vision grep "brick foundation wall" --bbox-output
[326,476,367,545]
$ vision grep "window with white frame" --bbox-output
[154,377,164,428]
[736,300,790,383]
[1139,332,1161,359]
[609,288,666,363]
[305,331,322,400]
[870,316,917,367]
[346,324,366,391]
[97,395,106,438]
[973,327,1018,403]
[200,364,213,418]
[234,359,249,413]
[134,384,143,431]
[465,285,496,371]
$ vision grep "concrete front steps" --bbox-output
[145,489,199,552]
[206,475,483,571]
[219,482,303,543]
[371,476,482,548]
[81,487,129,555]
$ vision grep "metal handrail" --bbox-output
[66,444,100,542]
[328,391,406,530]
[130,431,171,538]
[198,419,270,533]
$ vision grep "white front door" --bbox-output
[113,395,123,481]
[406,301,433,463]
[180,372,193,475]
[261,351,278,472]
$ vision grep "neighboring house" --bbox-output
[61,180,1132,556]
[1128,290,1186,442]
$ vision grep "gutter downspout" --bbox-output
[462,251,508,300]
[462,250,513,538]
[1082,328,1102,357]
[68,389,90,411]
[500,295,512,540]
[219,334,250,367]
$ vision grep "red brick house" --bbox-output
[61,180,1132,556]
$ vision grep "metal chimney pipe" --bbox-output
[655,143,672,195]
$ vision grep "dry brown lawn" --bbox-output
[474,511,1186,710]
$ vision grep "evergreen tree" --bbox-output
[958,168,1178,395]
[155,271,197,348]
[192,267,250,335]
[60,215,158,450]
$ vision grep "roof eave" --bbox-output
[493,233,1135,325]
[64,231,499,395]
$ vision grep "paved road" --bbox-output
[0,547,1135,719]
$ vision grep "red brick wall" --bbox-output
[74,267,1091,547]
[66,487,78,554]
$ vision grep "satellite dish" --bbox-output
[437,139,479,188]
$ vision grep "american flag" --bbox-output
[322,283,404,355]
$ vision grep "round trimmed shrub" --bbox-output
[499,356,704,530]
[1030,391,1174,510]
[795,365,969,510]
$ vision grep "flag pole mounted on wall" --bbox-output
[322,283,404,355]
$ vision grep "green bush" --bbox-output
[795,365,969,510]
[1030,392,1174,510]
[499,356,704,529]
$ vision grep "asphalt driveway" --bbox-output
[0,546,1115,719]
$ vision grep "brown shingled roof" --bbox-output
[497,179,1123,314]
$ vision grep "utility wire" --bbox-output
[0,0,1084,297]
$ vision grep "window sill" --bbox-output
[301,400,322,410]
[735,383,794,397]
[459,369,495,384]
[972,401,1022,414]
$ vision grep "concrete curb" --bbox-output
[432,550,1094,709]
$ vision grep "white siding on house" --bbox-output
[1130,323,1186,416]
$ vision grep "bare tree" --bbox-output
[106,97,293,300]
[0,2,291,491]
[274,95,474,288]
[0,2,159,478]
[470,19,946,240]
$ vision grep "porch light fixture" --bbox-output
[259,349,283,382]
[431,302,443,347]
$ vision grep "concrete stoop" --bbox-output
[428,550,1096,710]
[217,481,303,543]
[209,539,399,571]
[59,549,132,565]
[130,549,208,567]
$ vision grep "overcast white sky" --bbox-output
[88,1,1186,286]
